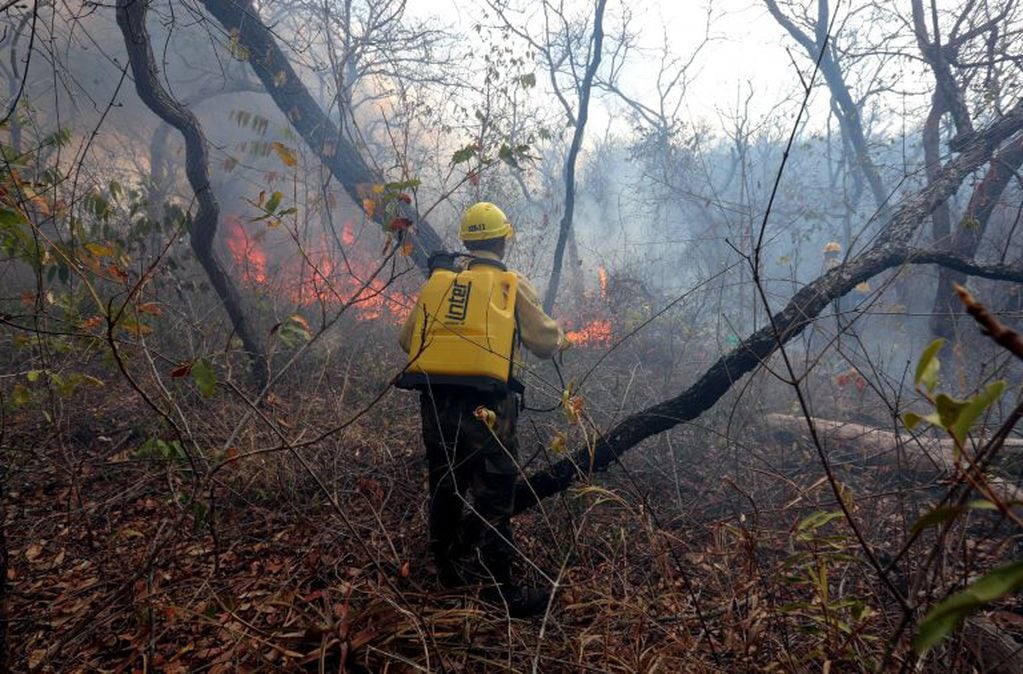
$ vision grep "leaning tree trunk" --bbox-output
[117,0,268,390]
[515,98,1023,513]
[199,0,443,274]
[542,0,607,315]
[931,136,1023,338]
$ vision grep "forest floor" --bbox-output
[6,354,1023,672]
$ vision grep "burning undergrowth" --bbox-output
[223,215,415,325]
[222,205,623,349]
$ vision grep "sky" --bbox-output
[411,0,821,134]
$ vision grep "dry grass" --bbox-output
[5,332,1023,672]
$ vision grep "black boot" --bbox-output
[482,584,552,618]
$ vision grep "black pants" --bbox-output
[420,388,519,587]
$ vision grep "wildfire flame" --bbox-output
[341,220,356,247]
[566,320,612,346]
[225,218,267,284]
[564,266,613,347]
[224,218,411,323]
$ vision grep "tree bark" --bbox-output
[542,0,607,314]
[931,136,1023,338]
[764,413,1023,488]
[0,461,6,672]
[515,98,1023,514]
[117,0,268,389]
[199,0,443,273]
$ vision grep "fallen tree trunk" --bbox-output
[200,0,442,273]
[764,414,1023,468]
[763,413,1023,502]
[515,98,1023,514]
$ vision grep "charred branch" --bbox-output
[515,98,1023,513]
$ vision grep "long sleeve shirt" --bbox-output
[398,250,565,358]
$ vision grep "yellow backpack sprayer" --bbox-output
[395,252,523,393]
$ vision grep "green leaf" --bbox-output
[0,208,26,228]
[518,72,536,88]
[26,370,41,382]
[191,358,216,398]
[451,144,478,165]
[934,393,968,428]
[796,510,844,538]
[915,338,945,391]
[265,191,283,214]
[951,380,1006,445]
[915,559,1023,653]
[497,143,520,168]
[11,384,30,406]
[902,411,923,431]
[276,314,311,348]
[910,505,965,535]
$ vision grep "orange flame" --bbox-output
[341,221,356,247]
[566,319,612,346]
[561,266,615,347]
[225,218,412,323]
[225,218,267,284]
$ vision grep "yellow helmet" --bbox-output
[823,241,842,254]
[459,202,514,241]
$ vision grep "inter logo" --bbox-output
[445,280,472,321]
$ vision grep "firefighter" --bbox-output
[397,202,566,617]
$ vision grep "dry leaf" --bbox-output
[25,542,43,561]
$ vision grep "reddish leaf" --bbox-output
[137,302,162,316]
[106,263,130,283]
[170,362,193,378]
[388,217,412,232]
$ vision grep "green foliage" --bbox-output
[910,500,1000,535]
[274,314,312,348]
[11,384,31,406]
[902,340,1017,652]
[915,560,1023,653]
[190,358,217,398]
[902,341,1005,446]
[451,144,478,165]
[136,438,187,461]
[247,189,297,227]
[914,338,944,392]
[227,30,250,61]
[779,507,877,664]
[229,109,270,135]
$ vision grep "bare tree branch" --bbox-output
[515,97,1023,513]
